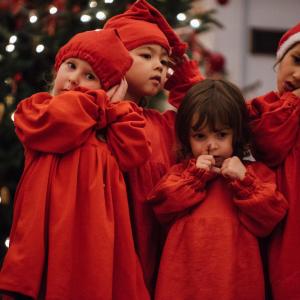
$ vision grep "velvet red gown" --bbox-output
[0,89,151,300]
[148,160,288,300]
[248,91,300,300]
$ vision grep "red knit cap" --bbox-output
[277,22,300,61]
[104,0,187,57]
[55,29,132,91]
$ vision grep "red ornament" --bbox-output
[217,0,229,5]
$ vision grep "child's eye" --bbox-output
[66,61,76,69]
[86,73,96,80]
[216,131,228,138]
[193,133,205,140]
[161,59,169,66]
[141,53,152,60]
[292,55,300,64]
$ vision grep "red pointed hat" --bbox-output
[55,29,132,90]
[277,22,300,61]
[104,0,187,57]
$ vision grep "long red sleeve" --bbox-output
[14,90,107,153]
[230,163,288,237]
[247,91,300,167]
[148,160,216,224]
[165,60,204,109]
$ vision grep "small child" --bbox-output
[0,29,150,300]
[148,79,288,300]
[247,22,300,300]
[104,0,203,292]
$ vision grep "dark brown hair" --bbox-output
[175,79,251,160]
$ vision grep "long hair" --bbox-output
[175,79,252,160]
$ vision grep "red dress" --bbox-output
[0,90,151,300]
[248,91,300,300]
[148,160,288,300]
[122,60,203,292]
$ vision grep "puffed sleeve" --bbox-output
[106,101,152,171]
[164,60,204,109]
[229,162,288,237]
[148,159,217,225]
[14,90,109,153]
[247,91,300,167]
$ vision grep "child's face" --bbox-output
[189,120,234,167]
[125,44,169,102]
[52,58,101,96]
[277,43,300,95]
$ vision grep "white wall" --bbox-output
[205,0,299,99]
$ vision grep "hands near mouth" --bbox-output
[195,155,246,181]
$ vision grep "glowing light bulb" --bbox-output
[9,35,17,44]
[89,1,97,8]
[29,15,38,23]
[176,13,186,21]
[49,6,58,14]
[6,44,15,52]
[5,238,10,248]
[190,19,201,29]
[96,11,106,20]
[81,14,91,22]
[36,44,45,53]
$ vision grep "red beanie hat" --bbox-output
[104,0,187,57]
[277,22,300,61]
[55,29,132,91]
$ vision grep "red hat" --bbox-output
[104,0,187,57]
[277,22,300,61]
[55,29,132,91]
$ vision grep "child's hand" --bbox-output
[220,156,246,180]
[196,154,220,173]
[107,78,128,103]
[292,87,300,98]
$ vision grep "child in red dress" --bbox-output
[148,79,288,300]
[0,29,150,300]
[247,22,300,300]
[104,1,203,292]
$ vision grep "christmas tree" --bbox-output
[0,0,224,264]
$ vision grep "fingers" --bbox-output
[196,155,215,171]
[107,78,128,103]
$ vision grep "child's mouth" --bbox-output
[214,156,223,168]
[284,81,296,92]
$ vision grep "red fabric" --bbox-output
[0,90,151,300]
[117,59,203,294]
[55,29,133,91]
[247,91,300,300]
[103,0,187,57]
[148,160,288,300]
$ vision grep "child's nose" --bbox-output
[69,73,80,85]
[293,68,300,81]
[207,141,217,154]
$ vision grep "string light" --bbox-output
[190,18,201,29]
[11,112,15,122]
[9,35,17,44]
[5,44,15,52]
[80,14,92,22]
[29,14,38,23]
[96,11,106,21]
[49,6,58,15]
[5,238,10,248]
[104,0,114,3]
[36,44,45,53]
[89,1,97,8]
[176,13,186,21]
